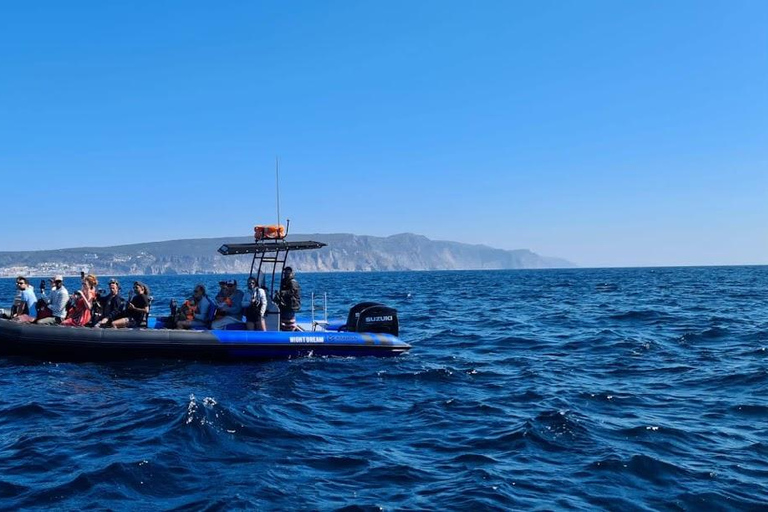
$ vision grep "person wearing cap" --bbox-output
[211,279,244,329]
[95,279,125,327]
[36,275,69,324]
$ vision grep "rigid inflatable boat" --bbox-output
[0,235,410,362]
[0,317,408,361]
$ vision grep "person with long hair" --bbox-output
[242,276,267,331]
[111,282,150,328]
[61,274,98,327]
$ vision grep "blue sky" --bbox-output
[1,1,765,267]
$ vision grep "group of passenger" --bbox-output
[2,274,151,329]
[2,267,302,332]
[172,268,297,331]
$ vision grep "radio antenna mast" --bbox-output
[275,156,281,227]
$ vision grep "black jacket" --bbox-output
[276,276,301,312]
[100,293,125,321]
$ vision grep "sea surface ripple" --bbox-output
[0,267,767,510]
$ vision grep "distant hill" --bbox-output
[0,233,574,276]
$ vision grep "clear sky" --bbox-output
[1,1,765,267]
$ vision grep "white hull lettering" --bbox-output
[364,316,393,322]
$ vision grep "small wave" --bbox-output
[361,463,436,485]
[589,453,699,484]
[578,392,643,406]
[697,369,767,388]
[678,327,729,344]
[613,424,707,444]
[333,505,384,512]
[0,480,28,500]
[728,404,768,416]
[674,489,768,510]
[0,403,58,422]
[381,366,457,384]
[301,454,371,472]
[14,459,171,509]
[449,453,500,465]
[608,310,674,321]
[528,410,591,448]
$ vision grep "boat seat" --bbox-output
[139,297,153,328]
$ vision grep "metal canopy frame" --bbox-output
[218,240,326,297]
[218,240,326,256]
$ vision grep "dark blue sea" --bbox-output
[0,267,767,510]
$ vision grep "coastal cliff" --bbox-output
[0,233,573,276]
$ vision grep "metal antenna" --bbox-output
[275,156,281,228]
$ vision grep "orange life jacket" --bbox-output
[182,300,197,321]
[215,297,232,318]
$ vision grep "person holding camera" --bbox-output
[36,275,70,324]
[242,276,267,331]
[61,274,98,327]
[211,279,244,329]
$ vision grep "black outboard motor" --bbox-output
[341,302,399,337]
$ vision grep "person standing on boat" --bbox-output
[176,285,212,330]
[111,282,150,328]
[37,275,69,324]
[274,266,301,331]
[242,276,267,331]
[61,274,98,327]
[212,279,244,329]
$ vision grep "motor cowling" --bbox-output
[351,304,399,337]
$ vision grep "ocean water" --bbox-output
[0,267,766,510]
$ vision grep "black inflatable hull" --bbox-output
[0,320,410,362]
